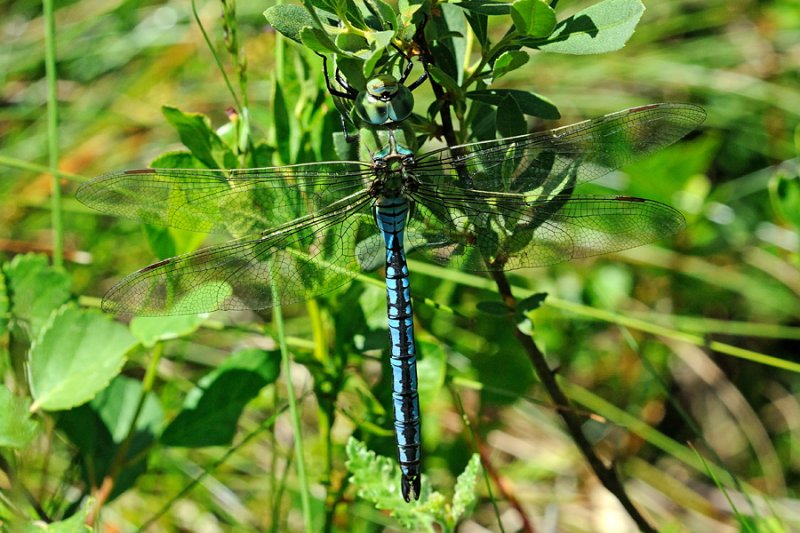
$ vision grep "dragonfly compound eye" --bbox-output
[356,76,415,126]
[366,75,400,99]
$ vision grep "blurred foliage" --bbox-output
[1,0,799,531]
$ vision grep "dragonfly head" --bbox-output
[355,74,414,126]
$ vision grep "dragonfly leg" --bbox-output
[316,51,356,99]
[393,37,429,92]
[340,114,358,144]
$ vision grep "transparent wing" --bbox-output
[407,187,685,271]
[76,161,374,236]
[102,192,381,316]
[414,103,706,194]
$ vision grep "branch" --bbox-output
[489,270,656,533]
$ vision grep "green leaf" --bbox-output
[150,150,206,170]
[300,26,339,54]
[454,0,512,15]
[273,81,292,164]
[93,376,163,442]
[142,224,176,260]
[129,314,205,348]
[510,0,556,38]
[536,0,645,55]
[367,0,397,30]
[57,377,162,502]
[0,385,38,448]
[335,32,369,53]
[517,292,547,314]
[21,499,93,532]
[769,171,800,230]
[0,267,9,339]
[467,88,560,119]
[476,301,510,316]
[3,254,71,339]
[427,65,462,97]
[29,305,137,412]
[362,30,395,77]
[162,106,237,169]
[346,438,435,529]
[161,348,280,447]
[514,292,547,335]
[493,50,529,80]
[496,95,527,137]
[464,10,489,47]
[263,5,318,43]
[451,454,482,522]
[337,57,367,90]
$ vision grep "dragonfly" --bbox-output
[77,55,705,501]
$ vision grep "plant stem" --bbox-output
[191,0,242,112]
[489,270,656,533]
[271,280,312,533]
[88,342,164,526]
[43,0,63,269]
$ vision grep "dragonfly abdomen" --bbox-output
[375,197,422,502]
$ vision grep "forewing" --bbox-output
[76,162,373,236]
[414,103,706,194]
[102,192,380,316]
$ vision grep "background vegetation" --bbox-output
[1,0,799,531]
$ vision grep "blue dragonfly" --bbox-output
[77,57,705,500]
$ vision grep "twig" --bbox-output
[489,270,656,533]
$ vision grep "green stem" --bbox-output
[191,0,243,112]
[272,280,312,532]
[43,0,64,269]
[0,155,83,181]
[88,342,164,524]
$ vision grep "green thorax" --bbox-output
[359,123,416,164]
[361,127,416,199]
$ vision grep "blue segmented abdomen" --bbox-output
[375,195,422,502]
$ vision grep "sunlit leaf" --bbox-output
[493,50,529,80]
[511,0,556,38]
[162,106,237,169]
[28,305,136,412]
[536,0,645,55]
[0,385,38,448]
[263,4,318,43]
[3,254,71,339]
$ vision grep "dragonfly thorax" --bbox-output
[355,74,414,126]
[372,151,417,198]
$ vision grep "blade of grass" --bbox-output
[408,259,800,373]
[271,275,312,532]
[43,0,64,269]
[136,395,303,532]
[690,443,759,533]
[191,0,243,112]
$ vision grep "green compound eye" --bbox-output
[355,76,415,126]
[366,75,400,98]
